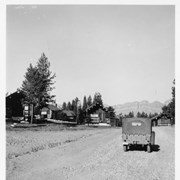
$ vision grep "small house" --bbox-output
[151,113,171,126]
[6,90,24,118]
[57,110,76,122]
[85,102,108,124]
[41,104,60,119]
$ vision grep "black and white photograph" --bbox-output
[1,1,178,180]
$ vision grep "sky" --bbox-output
[6,5,175,106]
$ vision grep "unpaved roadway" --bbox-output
[7,126,174,180]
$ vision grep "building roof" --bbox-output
[150,114,160,121]
[62,110,76,117]
[151,113,171,121]
[41,107,49,112]
[86,102,107,114]
[6,90,24,102]
[41,104,60,112]
[48,104,60,111]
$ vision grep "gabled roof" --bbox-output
[86,102,107,113]
[150,114,160,121]
[6,90,24,101]
[41,104,60,112]
[150,113,171,121]
[62,110,76,117]
[48,104,60,111]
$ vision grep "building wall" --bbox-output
[6,92,24,117]
[158,118,171,126]
[90,108,107,123]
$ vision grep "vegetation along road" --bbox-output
[6,126,174,180]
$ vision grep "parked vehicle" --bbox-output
[122,118,155,153]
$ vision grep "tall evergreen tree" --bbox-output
[148,113,152,118]
[82,96,87,111]
[71,100,76,112]
[62,102,67,110]
[141,111,148,118]
[21,53,56,111]
[128,111,134,118]
[93,92,103,105]
[67,101,72,110]
[170,79,175,121]
[107,106,116,119]
[75,97,80,115]
[137,112,141,118]
[87,95,92,107]
[162,79,175,124]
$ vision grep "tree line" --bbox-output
[161,79,175,124]
[118,79,175,124]
[121,111,159,118]
[17,53,175,124]
[19,53,114,124]
[61,92,103,111]
[60,92,116,124]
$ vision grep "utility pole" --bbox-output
[30,104,33,124]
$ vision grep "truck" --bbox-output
[122,118,155,153]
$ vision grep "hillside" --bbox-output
[113,100,170,116]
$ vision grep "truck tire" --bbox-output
[123,145,127,152]
[147,144,151,153]
[151,131,155,145]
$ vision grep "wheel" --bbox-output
[123,145,127,152]
[151,131,155,145]
[147,144,151,153]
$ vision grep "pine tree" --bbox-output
[21,53,56,111]
[93,92,103,105]
[128,111,134,118]
[62,102,67,110]
[82,96,87,111]
[74,97,80,115]
[67,101,72,110]
[71,100,76,112]
[107,106,116,119]
[87,95,92,107]
[148,113,152,118]
[137,112,141,118]
[162,79,175,124]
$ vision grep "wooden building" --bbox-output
[57,110,76,122]
[85,102,108,124]
[41,104,60,119]
[151,113,171,126]
[6,91,24,118]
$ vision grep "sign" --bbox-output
[90,114,98,118]
[24,105,29,111]
[132,122,142,126]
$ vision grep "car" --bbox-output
[122,118,155,153]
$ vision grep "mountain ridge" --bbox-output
[111,100,171,115]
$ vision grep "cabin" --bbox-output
[85,102,108,124]
[57,110,76,122]
[151,113,171,126]
[6,90,24,118]
[41,104,60,119]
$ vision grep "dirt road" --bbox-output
[7,126,174,180]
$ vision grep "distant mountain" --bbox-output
[113,100,171,116]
